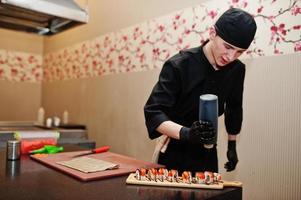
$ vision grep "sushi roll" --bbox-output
[135,168,147,181]
[163,168,169,179]
[167,169,179,182]
[147,168,157,181]
[157,168,167,182]
[204,171,214,184]
[134,168,141,180]
[140,168,147,180]
[182,171,192,184]
[213,172,222,183]
[195,172,206,184]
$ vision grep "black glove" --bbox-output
[224,140,238,172]
[179,121,216,144]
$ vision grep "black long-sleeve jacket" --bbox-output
[143,43,245,172]
[144,45,245,139]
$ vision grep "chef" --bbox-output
[144,8,257,173]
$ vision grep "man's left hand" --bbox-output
[224,140,238,172]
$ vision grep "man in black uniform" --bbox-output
[144,8,257,173]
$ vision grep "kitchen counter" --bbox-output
[0,145,242,200]
[0,121,95,149]
[0,121,86,134]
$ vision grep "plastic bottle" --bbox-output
[46,118,52,127]
[37,107,45,125]
[63,110,69,124]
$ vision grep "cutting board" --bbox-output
[126,173,242,190]
[30,151,163,181]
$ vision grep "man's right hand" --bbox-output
[179,121,216,144]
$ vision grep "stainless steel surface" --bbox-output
[0,0,88,35]
[0,121,36,127]
[5,160,20,178]
[6,140,20,160]
[0,122,90,150]
[0,122,91,149]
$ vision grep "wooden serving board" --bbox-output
[30,151,163,182]
[126,173,242,190]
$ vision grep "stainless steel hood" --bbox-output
[0,0,89,35]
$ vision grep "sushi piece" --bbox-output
[195,172,206,184]
[157,168,167,182]
[163,168,169,179]
[147,168,157,181]
[213,172,222,183]
[204,171,214,184]
[134,169,141,180]
[167,169,179,182]
[134,168,147,181]
[182,171,192,184]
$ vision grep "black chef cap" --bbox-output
[214,8,257,49]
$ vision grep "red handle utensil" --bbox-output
[73,146,110,157]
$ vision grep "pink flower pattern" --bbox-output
[0,0,300,82]
[0,49,42,82]
[294,42,301,52]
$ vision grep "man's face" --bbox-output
[210,34,246,67]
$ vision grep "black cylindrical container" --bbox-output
[199,94,218,148]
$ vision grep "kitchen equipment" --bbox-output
[5,159,20,178]
[14,131,60,154]
[6,140,20,160]
[30,151,163,181]
[73,146,110,157]
[199,94,218,149]
[0,0,89,35]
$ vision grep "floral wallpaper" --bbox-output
[0,0,300,82]
[0,49,42,82]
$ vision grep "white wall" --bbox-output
[218,53,301,200]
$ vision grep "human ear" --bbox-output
[208,27,217,40]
